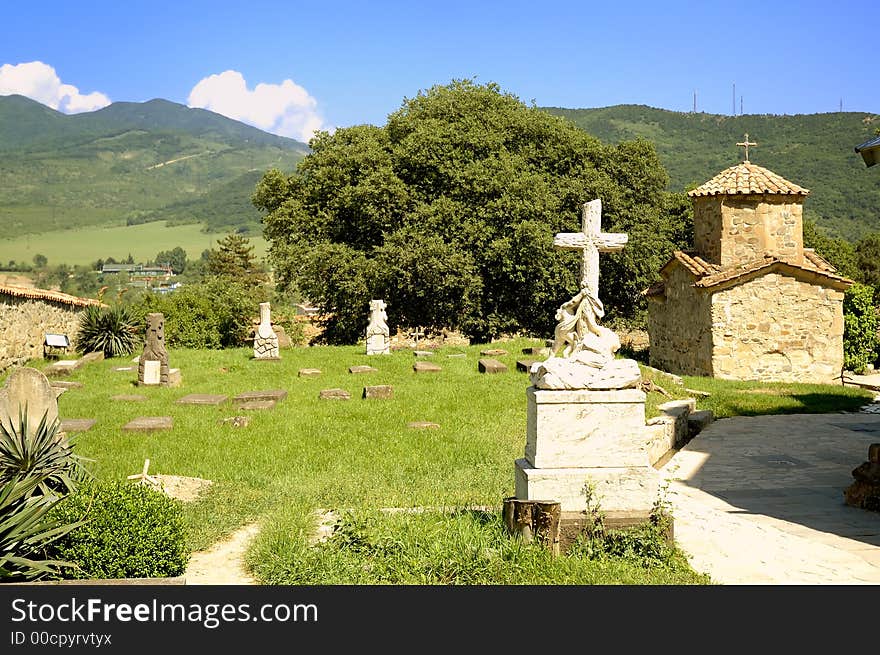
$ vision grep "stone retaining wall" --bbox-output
[0,297,82,372]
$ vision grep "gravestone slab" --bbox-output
[50,381,83,390]
[349,365,378,374]
[221,416,251,428]
[235,400,277,410]
[320,388,351,400]
[142,360,161,385]
[60,418,97,433]
[363,385,393,399]
[446,353,467,358]
[516,358,540,372]
[407,421,440,429]
[478,358,508,374]
[113,366,136,372]
[77,351,104,366]
[44,360,78,377]
[167,368,182,388]
[0,367,59,435]
[522,347,551,357]
[480,348,508,357]
[298,368,322,377]
[413,361,441,374]
[232,390,288,403]
[112,394,147,402]
[123,416,173,432]
[138,313,169,386]
[414,351,434,357]
[176,394,228,406]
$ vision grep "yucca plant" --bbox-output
[74,303,141,358]
[0,474,83,581]
[0,408,90,498]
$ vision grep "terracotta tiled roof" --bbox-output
[0,285,103,308]
[688,162,810,197]
[802,248,837,272]
[694,256,851,290]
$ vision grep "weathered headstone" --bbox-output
[176,394,228,406]
[516,199,658,516]
[366,299,391,355]
[516,358,540,372]
[349,365,378,374]
[233,390,288,403]
[253,302,280,360]
[413,361,441,374]
[363,385,393,399]
[298,368,322,378]
[122,416,173,432]
[480,348,508,357]
[60,418,97,433]
[320,388,351,400]
[0,367,59,436]
[235,400,277,410]
[478,358,508,374]
[138,313,170,386]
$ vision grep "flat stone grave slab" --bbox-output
[44,360,78,377]
[59,418,96,433]
[522,346,551,357]
[175,394,228,406]
[480,348,507,356]
[413,361,441,373]
[349,365,378,374]
[446,353,467,358]
[363,385,393,399]
[320,388,351,400]
[478,358,508,374]
[516,358,540,372]
[408,421,440,429]
[232,390,288,403]
[414,350,434,357]
[298,368,322,377]
[113,366,136,372]
[112,394,147,402]
[220,416,251,428]
[50,381,83,390]
[235,399,277,410]
[123,416,173,432]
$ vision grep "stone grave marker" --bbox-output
[44,360,78,377]
[232,390,288,403]
[407,421,440,429]
[478,358,508,374]
[60,418,97,433]
[50,381,83,391]
[175,394,228,406]
[413,361,441,374]
[414,350,434,357]
[480,348,508,357]
[363,385,393,399]
[349,365,378,374]
[365,299,391,355]
[253,302,280,360]
[235,400,277,410]
[221,416,251,428]
[138,313,170,386]
[320,388,351,400]
[522,346,551,357]
[0,367,60,436]
[122,416,173,432]
[516,359,540,372]
[298,368,322,378]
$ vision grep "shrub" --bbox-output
[48,481,189,579]
[74,304,141,358]
[843,283,878,373]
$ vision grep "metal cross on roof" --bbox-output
[553,199,628,296]
[736,133,757,162]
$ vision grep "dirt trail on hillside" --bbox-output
[184,522,261,585]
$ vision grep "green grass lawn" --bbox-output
[0,220,267,268]
[16,340,871,584]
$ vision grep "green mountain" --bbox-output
[0,95,307,238]
[543,105,880,241]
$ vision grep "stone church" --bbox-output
[645,141,853,383]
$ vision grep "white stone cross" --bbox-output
[553,199,627,295]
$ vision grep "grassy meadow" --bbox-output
[13,340,871,584]
[0,220,267,268]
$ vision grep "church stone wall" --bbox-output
[647,265,714,376]
[711,272,843,383]
[720,196,804,266]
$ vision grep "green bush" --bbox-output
[74,304,141,358]
[48,481,189,580]
[843,283,878,373]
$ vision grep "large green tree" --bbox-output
[254,80,690,343]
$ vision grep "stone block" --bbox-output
[122,416,173,432]
[515,458,659,513]
[644,417,677,467]
[233,390,287,403]
[413,361,441,374]
[407,421,440,429]
[167,368,182,388]
[50,381,83,391]
[175,394,228,406]
[0,368,59,435]
[363,385,393,399]
[235,399,277,410]
[516,359,539,372]
[478,358,507,374]
[522,347,551,357]
[44,360,78,377]
[687,409,714,436]
[298,368,322,377]
[141,360,161,385]
[525,387,647,468]
[60,418,96,433]
[349,365,378,374]
[480,348,507,356]
[319,388,351,400]
[76,351,104,367]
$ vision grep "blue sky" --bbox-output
[2,0,877,142]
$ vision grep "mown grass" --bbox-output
[16,340,870,584]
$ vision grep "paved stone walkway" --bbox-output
[659,412,880,584]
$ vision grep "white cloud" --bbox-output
[188,70,326,142]
[0,61,110,113]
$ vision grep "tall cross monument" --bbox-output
[553,199,628,298]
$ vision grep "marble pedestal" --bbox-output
[515,386,658,513]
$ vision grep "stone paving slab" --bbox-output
[413,361,441,374]
[516,358,540,372]
[478,358,507,374]
[60,418,96,432]
[480,348,507,356]
[298,368,322,377]
[319,389,351,400]
[408,421,440,429]
[363,385,393,399]
[123,416,173,432]
[176,394,228,406]
[659,412,880,584]
[235,400,277,410]
[349,365,378,374]
[232,390,287,403]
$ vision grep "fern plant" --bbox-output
[74,304,141,358]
